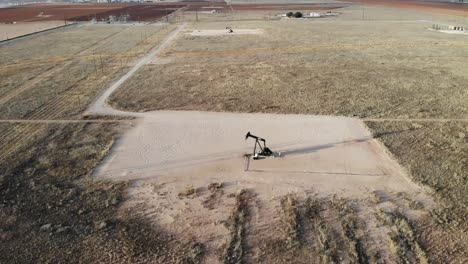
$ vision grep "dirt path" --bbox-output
[94,111,420,193]
[363,118,468,122]
[86,23,187,117]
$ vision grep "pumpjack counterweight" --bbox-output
[245,132,274,159]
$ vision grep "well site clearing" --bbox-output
[1,1,467,263]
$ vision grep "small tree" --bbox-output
[286,12,294,18]
[294,12,303,18]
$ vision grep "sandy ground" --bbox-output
[95,111,419,196]
[0,21,66,40]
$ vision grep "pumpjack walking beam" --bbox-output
[245,132,273,158]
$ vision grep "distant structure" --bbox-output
[309,12,321,18]
[454,0,468,3]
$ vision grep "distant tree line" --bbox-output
[286,12,303,18]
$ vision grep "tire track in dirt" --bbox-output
[0,124,29,146]
[0,124,43,161]
[0,52,145,72]
[26,75,94,119]
[0,75,108,161]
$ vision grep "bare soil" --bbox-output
[366,121,468,229]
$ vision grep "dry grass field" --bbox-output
[1,4,467,264]
[110,9,468,119]
[107,6,467,263]
[0,21,67,41]
[0,21,208,262]
[0,122,205,263]
[0,23,175,161]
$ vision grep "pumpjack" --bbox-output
[245,132,274,159]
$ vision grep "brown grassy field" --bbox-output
[106,6,467,262]
[0,22,201,263]
[1,5,467,263]
[0,122,205,263]
[110,10,468,119]
[0,23,176,161]
[366,121,468,226]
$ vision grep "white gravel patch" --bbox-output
[94,111,420,197]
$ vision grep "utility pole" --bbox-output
[99,55,104,73]
[196,7,198,22]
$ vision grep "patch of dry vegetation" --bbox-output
[330,197,370,264]
[0,24,175,120]
[259,195,358,263]
[367,121,467,227]
[280,194,301,249]
[203,182,224,209]
[222,189,250,264]
[374,207,428,264]
[178,185,197,198]
[0,123,201,263]
[370,190,466,263]
[110,19,468,119]
[314,198,350,263]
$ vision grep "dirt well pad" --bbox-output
[94,111,420,197]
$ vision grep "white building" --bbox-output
[309,12,321,17]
